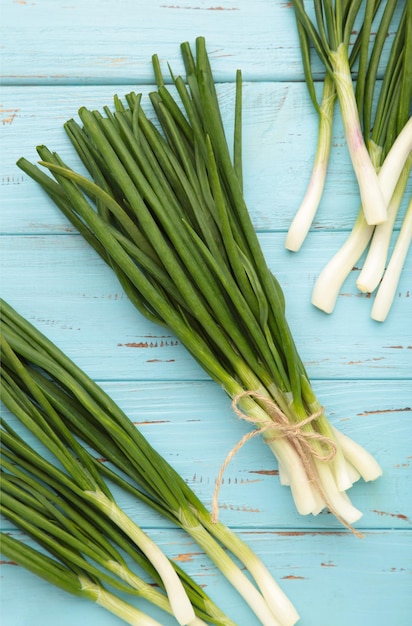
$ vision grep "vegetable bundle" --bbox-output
[17,37,382,535]
[0,298,298,626]
[1,301,229,626]
[287,0,412,320]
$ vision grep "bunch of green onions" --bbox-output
[1,305,235,626]
[286,0,412,320]
[17,37,382,539]
[0,298,299,626]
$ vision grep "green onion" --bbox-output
[0,466,177,619]
[1,297,296,626]
[0,431,227,626]
[17,36,382,545]
[285,73,336,251]
[0,534,165,626]
[285,0,389,251]
[0,330,206,626]
[371,195,412,321]
[292,1,412,316]
[290,0,390,226]
[356,150,412,294]
[356,1,412,296]
[311,119,412,313]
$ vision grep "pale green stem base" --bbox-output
[80,576,163,626]
[285,74,336,251]
[331,43,387,225]
[86,490,196,626]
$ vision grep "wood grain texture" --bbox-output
[2,82,411,233]
[0,233,411,381]
[1,379,410,532]
[0,1,411,625]
[1,530,411,626]
[0,0,400,85]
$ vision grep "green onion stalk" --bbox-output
[0,534,165,626]
[285,0,390,251]
[0,462,211,625]
[355,150,412,295]
[284,73,336,252]
[299,0,412,314]
[284,2,337,251]
[17,37,382,542]
[0,331,215,626]
[356,0,412,300]
[290,0,392,226]
[311,122,412,313]
[371,195,412,321]
[1,298,297,626]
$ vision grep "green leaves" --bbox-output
[1,295,299,625]
[18,38,308,410]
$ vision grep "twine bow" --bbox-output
[211,390,363,537]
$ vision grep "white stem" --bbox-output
[80,575,163,626]
[245,554,300,626]
[331,43,387,225]
[346,461,361,485]
[278,461,290,485]
[184,517,283,626]
[230,389,319,515]
[87,490,196,626]
[332,452,356,493]
[375,117,412,202]
[204,519,300,626]
[371,196,412,322]
[108,560,171,613]
[332,427,383,482]
[357,165,411,293]
[311,125,412,313]
[285,75,336,251]
[357,143,412,293]
[310,487,327,516]
[315,460,363,525]
[311,210,373,313]
[265,434,318,515]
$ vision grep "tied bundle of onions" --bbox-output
[286,0,412,320]
[17,38,382,538]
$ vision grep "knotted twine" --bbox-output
[211,390,363,538]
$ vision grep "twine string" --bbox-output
[211,390,363,538]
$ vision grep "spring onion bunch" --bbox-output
[17,37,382,542]
[1,298,298,626]
[0,422,232,626]
[288,1,412,319]
[1,319,231,626]
[356,0,412,320]
[0,485,192,626]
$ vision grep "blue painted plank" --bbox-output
[0,0,306,84]
[2,83,411,234]
[0,0,402,85]
[1,529,411,626]
[1,1,411,625]
[0,233,410,380]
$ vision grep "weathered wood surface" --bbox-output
[1,1,411,625]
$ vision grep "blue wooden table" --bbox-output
[1,2,411,625]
